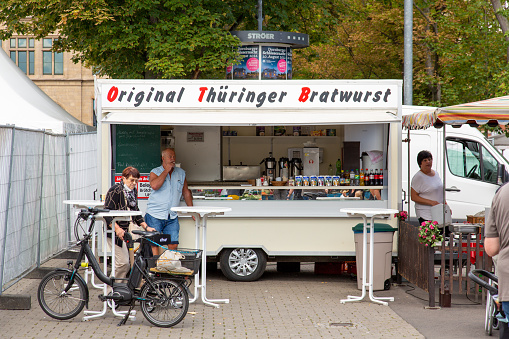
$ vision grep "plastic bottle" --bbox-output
[379,169,384,186]
[354,169,360,186]
[369,169,374,186]
[349,169,355,186]
[340,170,345,186]
[335,158,342,175]
[359,169,365,186]
[328,163,334,175]
[345,170,350,186]
[374,169,379,186]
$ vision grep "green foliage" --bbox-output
[0,0,332,79]
[293,0,509,108]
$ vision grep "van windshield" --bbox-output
[446,138,498,184]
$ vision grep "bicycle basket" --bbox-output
[148,248,202,276]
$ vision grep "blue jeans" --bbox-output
[145,213,180,244]
[502,301,509,322]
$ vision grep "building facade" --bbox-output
[1,33,96,127]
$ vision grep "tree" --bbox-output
[293,0,509,107]
[0,0,332,79]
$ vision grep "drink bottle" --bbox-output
[359,169,365,186]
[354,169,360,186]
[335,158,342,175]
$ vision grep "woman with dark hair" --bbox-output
[103,166,156,280]
[411,150,445,226]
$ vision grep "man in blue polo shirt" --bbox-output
[145,148,193,251]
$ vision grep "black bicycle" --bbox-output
[37,207,200,327]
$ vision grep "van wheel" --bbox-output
[384,279,391,290]
[220,248,267,281]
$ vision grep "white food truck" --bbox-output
[95,79,402,281]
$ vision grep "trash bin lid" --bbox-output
[352,223,397,233]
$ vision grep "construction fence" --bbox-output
[0,126,97,294]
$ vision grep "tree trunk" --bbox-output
[490,0,509,62]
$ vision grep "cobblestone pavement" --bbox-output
[2,259,482,339]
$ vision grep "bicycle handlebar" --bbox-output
[468,269,498,295]
[80,207,110,214]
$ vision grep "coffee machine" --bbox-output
[278,157,290,181]
[289,158,303,178]
[260,152,277,182]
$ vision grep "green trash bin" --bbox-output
[352,223,397,291]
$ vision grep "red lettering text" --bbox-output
[107,86,118,102]
[299,87,310,102]
[198,87,208,102]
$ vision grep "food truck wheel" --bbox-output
[220,248,267,282]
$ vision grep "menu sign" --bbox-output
[115,174,151,199]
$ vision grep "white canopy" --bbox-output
[0,50,94,134]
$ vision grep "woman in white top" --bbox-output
[411,150,444,226]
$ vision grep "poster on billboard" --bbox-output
[261,46,287,80]
[232,45,259,80]
[287,48,293,79]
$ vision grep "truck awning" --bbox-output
[101,108,400,126]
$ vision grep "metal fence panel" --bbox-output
[0,127,14,293]
[69,133,98,201]
[2,129,44,288]
[39,134,68,262]
[1,127,97,294]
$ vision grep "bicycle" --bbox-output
[468,269,501,336]
[37,207,200,327]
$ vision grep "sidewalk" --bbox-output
[0,260,485,338]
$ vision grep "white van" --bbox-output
[402,105,509,221]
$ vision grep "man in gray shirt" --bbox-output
[485,183,509,325]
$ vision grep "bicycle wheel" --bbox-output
[140,279,189,327]
[38,270,87,320]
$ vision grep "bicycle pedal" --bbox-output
[98,294,118,301]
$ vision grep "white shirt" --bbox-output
[411,170,443,220]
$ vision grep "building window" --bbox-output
[54,52,63,75]
[9,37,35,75]
[41,38,64,75]
[43,51,52,75]
[29,51,34,75]
[43,38,52,48]
[18,51,27,74]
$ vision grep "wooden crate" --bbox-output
[467,215,485,224]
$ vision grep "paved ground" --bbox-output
[0,260,487,338]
